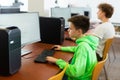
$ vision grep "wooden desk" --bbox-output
[0,38,75,80]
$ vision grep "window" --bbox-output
[0,0,28,11]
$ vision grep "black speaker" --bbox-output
[39,17,65,44]
[0,26,21,75]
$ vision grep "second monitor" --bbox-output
[39,17,65,44]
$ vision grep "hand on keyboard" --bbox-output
[34,49,55,63]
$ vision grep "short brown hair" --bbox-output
[98,3,114,18]
[68,15,90,33]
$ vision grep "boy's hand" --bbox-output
[46,56,58,63]
[52,45,61,50]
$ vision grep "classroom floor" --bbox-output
[99,37,120,80]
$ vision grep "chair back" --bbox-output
[102,38,113,60]
[92,54,108,80]
[48,63,68,80]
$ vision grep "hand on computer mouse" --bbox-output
[51,47,57,50]
[51,45,61,50]
[46,56,58,63]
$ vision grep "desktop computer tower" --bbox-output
[39,17,65,44]
[0,26,21,75]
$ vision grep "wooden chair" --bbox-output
[48,63,68,80]
[102,38,114,80]
[92,54,108,80]
[102,38,114,60]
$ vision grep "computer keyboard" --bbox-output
[34,49,55,63]
[21,49,32,56]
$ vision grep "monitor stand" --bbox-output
[21,49,32,56]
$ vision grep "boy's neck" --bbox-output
[77,34,85,39]
[101,17,109,23]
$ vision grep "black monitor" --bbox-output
[39,16,64,44]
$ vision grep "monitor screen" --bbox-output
[51,8,71,28]
[0,12,41,46]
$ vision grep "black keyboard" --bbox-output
[34,49,55,63]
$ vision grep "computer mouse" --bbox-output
[65,37,75,41]
[65,37,73,41]
[51,46,57,50]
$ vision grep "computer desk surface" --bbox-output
[0,32,75,80]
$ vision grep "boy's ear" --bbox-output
[77,29,82,34]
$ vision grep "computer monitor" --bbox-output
[39,16,64,44]
[51,8,91,29]
[0,12,41,55]
[51,8,71,28]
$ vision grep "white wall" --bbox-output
[28,0,45,16]
[0,0,14,6]
[2,0,119,22]
[44,0,120,23]
[44,0,69,16]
